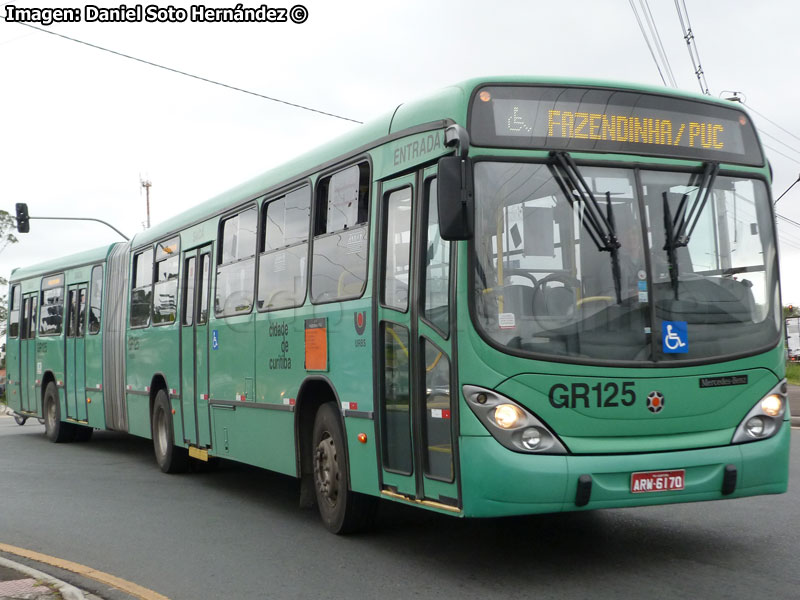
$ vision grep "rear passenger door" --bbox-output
[65,283,88,421]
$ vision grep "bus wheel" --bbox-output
[43,382,76,443]
[151,390,188,473]
[312,403,377,534]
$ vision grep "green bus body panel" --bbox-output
[495,369,778,452]
[126,325,181,438]
[459,421,790,518]
[211,406,296,476]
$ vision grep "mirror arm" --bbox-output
[444,124,470,159]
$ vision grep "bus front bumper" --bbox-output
[459,421,791,518]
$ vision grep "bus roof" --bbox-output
[10,242,121,283]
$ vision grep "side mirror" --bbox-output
[437,156,474,240]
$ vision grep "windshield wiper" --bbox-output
[549,151,622,304]
[662,162,720,299]
[675,161,719,247]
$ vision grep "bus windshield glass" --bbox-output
[472,161,779,363]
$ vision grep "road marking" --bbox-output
[0,543,169,600]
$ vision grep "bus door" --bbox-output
[65,284,88,421]
[6,285,21,410]
[180,245,213,448]
[20,293,38,413]
[377,169,460,510]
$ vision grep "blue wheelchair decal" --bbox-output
[662,321,688,354]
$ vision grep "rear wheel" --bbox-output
[43,382,76,443]
[312,403,377,534]
[151,389,188,473]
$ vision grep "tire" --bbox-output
[312,403,377,534]
[74,426,94,442]
[13,414,27,426]
[151,389,188,473]
[43,382,76,443]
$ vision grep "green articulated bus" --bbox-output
[5,77,790,533]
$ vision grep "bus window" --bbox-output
[78,288,87,337]
[8,284,20,338]
[130,248,154,328]
[183,256,196,326]
[40,275,64,336]
[311,163,370,303]
[216,207,257,317]
[258,185,310,311]
[421,179,450,335]
[27,297,38,339]
[198,253,210,324]
[67,290,77,338]
[382,187,412,311]
[153,237,180,325]
[89,265,102,334]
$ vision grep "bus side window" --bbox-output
[258,185,310,311]
[130,248,154,328]
[421,178,451,336]
[28,297,38,339]
[153,237,180,325]
[39,275,64,336]
[8,284,20,338]
[215,207,257,317]
[311,162,370,303]
[89,265,103,334]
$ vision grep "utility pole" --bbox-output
[140,177,152,229]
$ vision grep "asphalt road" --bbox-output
[0,416,798,600]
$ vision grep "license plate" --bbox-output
[630,469,685,493]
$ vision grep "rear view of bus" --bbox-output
[445,82,788,516]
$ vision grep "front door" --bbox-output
[65,284,88,421]
[376,168,460,509]
[180,245,213,447]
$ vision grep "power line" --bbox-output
[629,0,668,86]
[763,143,800,166]
[674,0,710,94]
[745,103,800,145]
[11,22,364,124]
[641,0,677,87]
[759,129,800,159]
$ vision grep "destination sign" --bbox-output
[469,85,763,165]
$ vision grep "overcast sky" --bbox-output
[3,0,800,306]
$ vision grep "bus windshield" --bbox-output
[472,160,780,363]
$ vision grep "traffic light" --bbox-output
[15,203,30,233]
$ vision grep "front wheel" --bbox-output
[151,389,188,473]
[312,403,377,534]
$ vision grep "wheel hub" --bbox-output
[314,434,339,506]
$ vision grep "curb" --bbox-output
[0,404,14,416]
[0,556,88,600]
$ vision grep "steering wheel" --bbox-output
[532,273,581,326]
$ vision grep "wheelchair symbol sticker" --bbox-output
[662,321,688,354]
[212,330,219,351]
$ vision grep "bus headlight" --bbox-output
[494,404,523,429]
[760,395,783,417]
[732,380,787,444]
[463,385,568,454]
